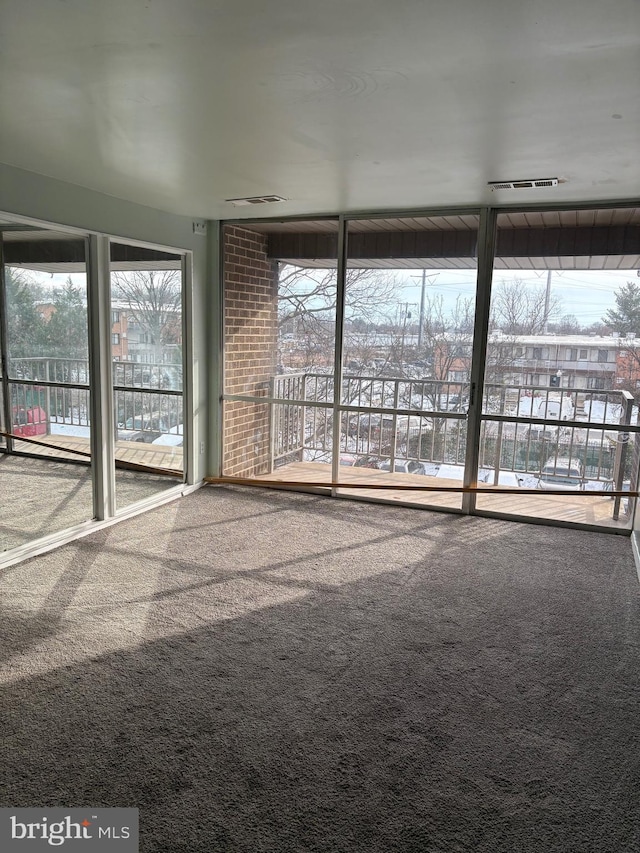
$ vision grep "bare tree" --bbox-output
[111,270,181,364]
[278,265,398,336]
[549,313,581,335]
[491,279,561,334]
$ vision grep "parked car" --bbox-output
[339,453,358,466]
[537,457,585,490]
[118,411,182,444]
[378,459,427,475]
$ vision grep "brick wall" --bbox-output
[223,226,278,477]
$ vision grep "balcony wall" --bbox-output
[223,226,279,477]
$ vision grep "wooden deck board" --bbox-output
[256,461,631,529]
[10,434,183,471]
[15,437,628,529]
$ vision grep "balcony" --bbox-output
[233,373,638,530]
[2,357,184,518]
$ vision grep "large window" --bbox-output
[109,243,185,510]
[0,225,93,550]
[221,214,481,511]
[475,207,640,529]
[221,205,640,532]
[336,215,479,510]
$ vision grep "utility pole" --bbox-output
[412,271,439,351]
[543,269,552,333]
[399,302,411,366]
[418,270,426,350]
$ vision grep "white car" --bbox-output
[537,457,584,490]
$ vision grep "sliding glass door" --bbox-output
[109,242,185,510]
[221,205,640,531]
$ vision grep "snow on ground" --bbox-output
[50,423,91,439]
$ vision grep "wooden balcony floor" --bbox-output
[11,433,183,472]
[256,461,632,530]
[10,436,630,531]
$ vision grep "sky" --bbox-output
[397,268,639,327]
[26,266,640,328]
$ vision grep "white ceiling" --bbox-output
[0,0,639,221]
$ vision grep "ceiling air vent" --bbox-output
[226,195,287,206]
[488,178,559,190]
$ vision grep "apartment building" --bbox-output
[489,333,620,390]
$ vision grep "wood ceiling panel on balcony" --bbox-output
[268,222,640,269]
[498,208,640,229]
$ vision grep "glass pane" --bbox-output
[110,243,184,510]
[338,215,479,509]
[223,400,334,485]
[222,220,339,481]
[476,420,636,529]
[1,223,94,550]
[481,206,640,526]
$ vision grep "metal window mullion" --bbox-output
[213,222,224,479]
[479,413,640,433]
[111,385,182,396]
[88,234,115,519]
[0,234,14,453]
[462,207,498,514]
[331,216,348,490]
[181,252,192,485]
[7,377,89,391]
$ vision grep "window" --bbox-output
[579,349,588,359]
[588,377,606,390]
[532,347,542,359]
[597,350,609,363]
[112,333,120,345]
[111,310,120,324]
[448,370,468,382]
[567,348,578,361]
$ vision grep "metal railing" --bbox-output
[4,357,183,447]
[269,373,638,497]
[11,356,182,390]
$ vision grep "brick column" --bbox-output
[223,226,278,477]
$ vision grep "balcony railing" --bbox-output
[5,357,183,448]
[269,372,639,497]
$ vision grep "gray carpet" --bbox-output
[0,455,178,551]
[2,485,640,852]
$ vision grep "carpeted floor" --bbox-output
[1,485,640,852]
[0,455,178,551]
